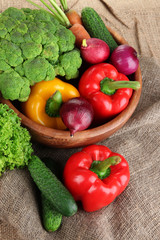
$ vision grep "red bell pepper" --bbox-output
[78,63,140,124]
[63,144,130,212]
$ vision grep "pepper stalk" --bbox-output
[100,77,141,95]
[45,90,63,117]
[90,156,121,180]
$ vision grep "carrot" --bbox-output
[69,23,90,48]
[65,8,90,48]
[65,9,83,25]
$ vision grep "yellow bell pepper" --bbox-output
[22,78,80,129]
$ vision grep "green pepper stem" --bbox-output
[100,77,141,95]
[45,90,63,117]
[90,156,121,180]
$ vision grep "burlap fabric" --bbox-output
[0,0,160,239]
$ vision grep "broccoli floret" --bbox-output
[0,59,11,71]
[21,42,42,59]
[15,64,25,77]
[0,39,23,67]
[0,69,30,101]
[2,7,26,21]
[41,42,59,62]
[55,25,76,53]
[58,49,82,80]
[0,103,33,176]
[0,7,82,101]
[23,57,55,85]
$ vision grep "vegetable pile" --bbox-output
[0,7,82,101]
[0,1,141,233]
[0,1,141,133]
[0,103,33,176]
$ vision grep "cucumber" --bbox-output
[28,155,78,217]
[42,157,62,180]
[81,7,118,52]
[41,194,62,232]
[41,158,63,232]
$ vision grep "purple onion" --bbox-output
[60,97,94,137]
[80,38,110,64]
[110,44,139,75]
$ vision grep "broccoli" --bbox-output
[0,69,31,101]
[57,49,82,80]
[0,103,33,176]
[0,7,82,101]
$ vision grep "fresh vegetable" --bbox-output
[60,97,94,136]
[110,44,139,75]
[22,77,80,129]
[65,9,83,25]
[79,63,141,124]
[81,7,118,53]
[0,103,33,176]
[60,0,91,47]
[63,144,130,212]
[59,0,83,25]
[69,23,90,48]
[0,7,82,101]
[41,194,62,232]
[28,155,78,217]
[26,0,91,48]
[41,158,63,232]
[80,38,110,64]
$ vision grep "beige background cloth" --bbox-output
[0,0,160,239]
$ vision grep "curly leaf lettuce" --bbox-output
[0,104,33,176]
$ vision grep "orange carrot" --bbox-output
[69,23,91,48]
[64,7,91,48]
[65,9,83,25]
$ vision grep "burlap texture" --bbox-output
[0,0,160,239]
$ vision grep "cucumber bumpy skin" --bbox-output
[41,158,63,232]
[28,155,78,217]
[81,7,118,53]
[41,194,62,232]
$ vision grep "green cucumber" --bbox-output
[81,7,118,52]
[41,194,62,232]
[41,158,63,232]
[42,157,62,180]
[28,155,78,217]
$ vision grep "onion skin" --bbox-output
[60,97,94,137]
[80,38,110,64]
[110,44,139,75]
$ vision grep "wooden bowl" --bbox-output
[0,27,142,148]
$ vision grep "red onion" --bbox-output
[60,97,94,137]
[110,44,139,75]
[80,38,110,64]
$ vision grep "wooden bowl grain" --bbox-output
[0,27,142,148]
